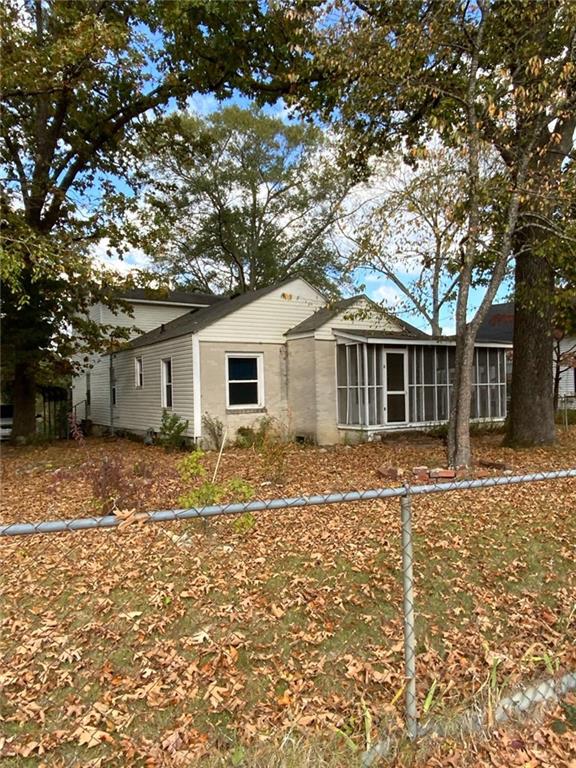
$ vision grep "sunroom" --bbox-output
[335,332,509,431]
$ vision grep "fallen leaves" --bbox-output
[1,431,575,766]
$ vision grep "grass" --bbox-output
[1,430,575,766]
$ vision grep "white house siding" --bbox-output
[314,298,403,341]
[197,280,324,344]
[80,336,195,437]
[199,341,288,440]
[558,335,576,402]
[97,302,194,337]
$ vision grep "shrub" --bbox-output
[89,456,154,515]
[257,418,290,483]
[202,413,225,450]
[177,449,207,483]
[226,478,255,502]
[179,481,223,508]
[233,511,256,535]
[235,425,257,449]
[158,409,189,451]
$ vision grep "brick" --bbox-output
[429,468,456,479]
[412,466,429,475]
[377,467,403,481]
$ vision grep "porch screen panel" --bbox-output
[472,348,507,419]
[336,343,385,426]
[409,346,449,423]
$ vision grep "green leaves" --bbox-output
[139,105,354,295]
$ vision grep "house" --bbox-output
[72,278,512,445]
[477,302,576,406]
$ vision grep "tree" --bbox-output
[286,0,576,465]
[0,0,301,439]
[138,105,355,296]
[339,148,468,335]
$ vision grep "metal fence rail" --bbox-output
[2,469,575,537]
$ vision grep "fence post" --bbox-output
[400,492,418,739]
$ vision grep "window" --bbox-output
[86,372,91,411]
[226,354,263,408]
[161,358,173,408]
[135,357,143,388]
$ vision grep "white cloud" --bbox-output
[91,238,151,277]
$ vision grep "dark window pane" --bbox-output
[166,385,172,408]
[437,386,448,421]
[337,346,347,386]
[489,385,499,417]
[489,350,499,383]
[338,388,347,422]
[228,357,257,381]
[448,348,456,385]
[436,348,448,385]
[387,393,406,422]
[164,360,172,384]
[368,387,377,425]
[423,348,435,384]
[424,387,435,421]
[229,381,258,405]
[348,346,359,386]
[386,353,405,391]
[477,349,488,384]
[349,388,360,424]
[478,385,488,418]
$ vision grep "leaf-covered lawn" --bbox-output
[1,430,575,766]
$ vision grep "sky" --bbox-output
[94,91,512,336]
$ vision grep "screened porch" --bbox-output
[336,342,508,429]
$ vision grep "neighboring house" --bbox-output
[477,302,576,406]
[72,278,512,445]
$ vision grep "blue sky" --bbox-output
[95,90,512,336]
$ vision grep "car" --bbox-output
[0,404,13,441]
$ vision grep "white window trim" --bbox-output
[225,353,265,410]
[161,357,173,409]
[134,357,143,388]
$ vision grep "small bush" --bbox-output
[177,449,207,483]
[226,478,255,502]
[89,456,154,515]
[235,425,257,449]
[202,413,225,450]
[233,511,256,535]
[158,410,189,451]
[257,417,290,483]
[179,481,223,508]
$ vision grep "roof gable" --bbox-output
[287,295,422,339]
[128,277,325,350]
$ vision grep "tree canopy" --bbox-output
[138,105,355,296]
[0,0,301,437]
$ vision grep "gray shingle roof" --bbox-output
[333,326,430,341]
[477,302,514,343]
[128,279,298,350]
[120,287,222,306]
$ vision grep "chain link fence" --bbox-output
[1,462,575,766]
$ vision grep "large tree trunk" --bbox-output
[11,359,38,441]
[448,332,475,467]
[507,247,556,446]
